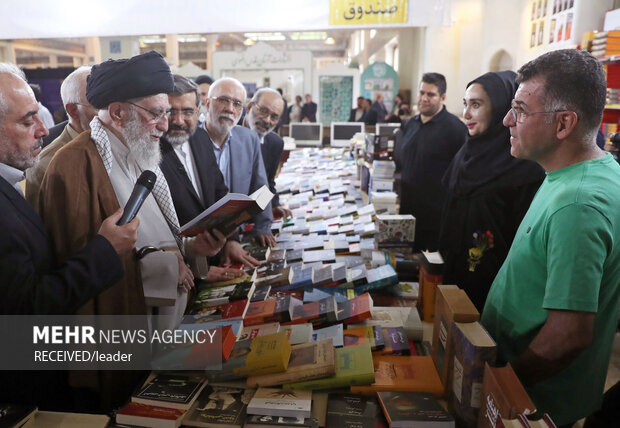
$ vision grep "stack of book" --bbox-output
[591,30,620,58]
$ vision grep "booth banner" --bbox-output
[329,0,408,26]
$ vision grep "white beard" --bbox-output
[122,109,162,171]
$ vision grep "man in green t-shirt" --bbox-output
[481,49,620,427]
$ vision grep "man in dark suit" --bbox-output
[300,93,317,122]
[349,96,365,122]
[160,75,260,270]
[243,87,292,219]
[204,77,276,247]
[0,62,138,408]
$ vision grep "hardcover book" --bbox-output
[246,339,335,387]
[181,384,255,428]
[132,373,207,410]
[234,331,292,377]
[350,355,444,397]
[180,185,274,237]
[284,344,375,390]
[450,321,497,428]
[377,391,454,428]
[116,402,185,428]
[247,388,312,419]
[337,292,373,324]
[324,393,386,428]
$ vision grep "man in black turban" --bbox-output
[38,51,227,412]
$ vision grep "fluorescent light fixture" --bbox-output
[243,32,286,41]
[290,32,328,41]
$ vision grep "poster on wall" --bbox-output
[531,23,537,48]
[538,21,545,46]
[319,75,354,125]
[360,62,399,114]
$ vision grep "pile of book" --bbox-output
[591,30,620,58]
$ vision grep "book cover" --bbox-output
[377,326,410,356]
[132,373,207,410]
[180,185,274,237]
[350,355,444,398]
[325,393,386,428]
[234,331,292,377]
[205,339,252,382]
[377,391,454,428]
[343,325,385,351]
[280,323,313,345]
[302,249,336,264]
[244,414,319,427]
[247,388,312,419]
[375,214,416,248]
[246,339,335,387]
[284,344,375,390]
[194,281,255,308]
[181,324,237,369]
[116,402,185,428]
[352,264,399,294]
[251,286,271,302]
[244,296,294,326]
[337,292,373,324]
[478,363,536,428]
[288,296,338,326]
[450,321,497,427]
[432,285,479,392]
[237,322,281,342]
[181,384,255,428]
[312,323,344,347]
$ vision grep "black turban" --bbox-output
[86,50,174,109]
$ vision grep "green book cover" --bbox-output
[283,344,374,390]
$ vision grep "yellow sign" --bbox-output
[329,0,408,26]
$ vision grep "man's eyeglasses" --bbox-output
[126,101,171,122]
[254,103,281,122]
[169,108,197,118]
[212,96,244,110]
[509,105,567,124]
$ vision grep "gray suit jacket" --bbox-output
[207,125,273,235]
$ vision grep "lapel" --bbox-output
[160,138,202,206]
[0,176,47,237]
[189,128,213,206]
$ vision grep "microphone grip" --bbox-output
[117,185,151,225]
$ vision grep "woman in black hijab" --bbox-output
[438,71,545,311]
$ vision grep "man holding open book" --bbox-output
[481,49,620,427]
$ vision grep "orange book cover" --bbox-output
[350,355,444,397]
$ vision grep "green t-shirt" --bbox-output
[481,154,620,425]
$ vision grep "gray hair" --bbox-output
[250,87,282,104]
[60,65,92,105]
[208,77,247,102]
[171,74,200,106]
[0,62,27,124]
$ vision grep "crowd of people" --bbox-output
[0,48,618,427]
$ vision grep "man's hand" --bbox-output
[272,205,292,219]
[221,240,261,268]
[255,233,276,248]
[176,253,194,293]
[98,208,139,255]
[205,265,245,282]
[194,229,227,257]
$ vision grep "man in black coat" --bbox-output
[160,75,260,271]
[243,87,292,219]
[300,93,317,122]
[0,62,138,409]
[349,96,365,122]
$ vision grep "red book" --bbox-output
[116,402,184,428]
[337,292,373,324]
[244,296,293,326]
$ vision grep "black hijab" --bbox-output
[443,71,544,196]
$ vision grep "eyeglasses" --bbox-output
[509,105,567,124]
[169,108,197,118]
[254,103,281,122]
[212,96,244,110]
[126,101,171,122]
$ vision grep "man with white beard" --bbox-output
[25,65,98,209]
[160,74,261,271]
[243,87,292,219]
[204,77,276,247]
[40,52,225,330]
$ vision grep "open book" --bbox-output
[179,185,274,237]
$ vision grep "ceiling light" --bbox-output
[324,37,335,45]
[243,38,255,46]
[243,32,286,41]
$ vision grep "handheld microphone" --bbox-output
[116,170,157,225]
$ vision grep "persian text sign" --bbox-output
[329,0,408,26]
